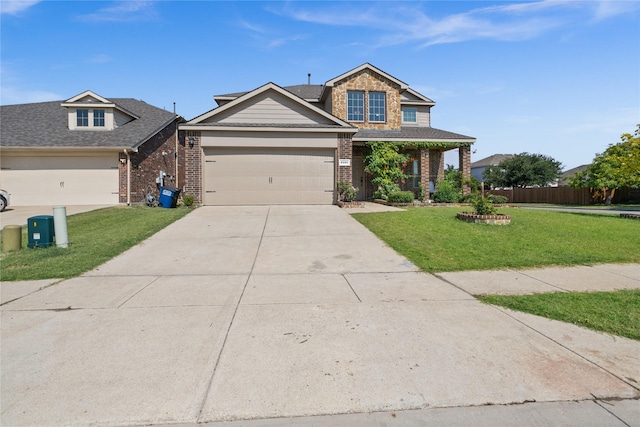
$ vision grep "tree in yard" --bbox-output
[483,152,562,188]
[364,142,409,200]
[569,125,640,205]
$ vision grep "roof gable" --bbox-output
[324,63,408,90]
[187,82,353,129]
[401,88,435,105]
[61,90,112,105]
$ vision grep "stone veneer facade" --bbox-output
[331,69,402,130]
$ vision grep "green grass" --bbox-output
[479,290,640,340]
[0,206,191,281]
[352,207,640,272]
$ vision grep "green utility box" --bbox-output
[27,215,55,248]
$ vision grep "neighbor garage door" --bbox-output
[0,154,119,206]
[204,148,335,205]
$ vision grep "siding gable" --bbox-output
[202,90,336,126]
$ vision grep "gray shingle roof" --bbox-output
[184,122,347,129]
[470,154,515,168]
[353,127,475,142]
[0,99,178,149]
[217,84,324,102]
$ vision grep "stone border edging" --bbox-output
[457,211,511,225]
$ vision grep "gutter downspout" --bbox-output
[124,148,131,205]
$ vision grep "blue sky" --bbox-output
[1,0,639,170]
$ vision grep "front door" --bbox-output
[352,156,366,201]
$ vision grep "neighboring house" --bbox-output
[558,164,589,186]
[470,154,515,182]
[0,91,183,206]
[180,63,476,205]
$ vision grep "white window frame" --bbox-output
[368,92,386,123]
[93,109,105,127]
[77,109,89,127]
[347,91,364,122]
[402,107,417,123]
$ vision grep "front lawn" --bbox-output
[352,207,640,272]
[0,206,191,281]
[480,290,640,341]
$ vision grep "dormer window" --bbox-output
[93,109,105,127]
[77,109,89,127]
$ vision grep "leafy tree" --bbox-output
[569,125,640,205]
[483,153,562,188]
[365,142,409,199]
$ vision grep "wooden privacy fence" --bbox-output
[488,187,593,204]
[487,187,639,204]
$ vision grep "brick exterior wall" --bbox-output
[118,120,184,204]
[331,69,402,130]
[459,145,471,194]
[337,133,353,185]
[184,131,202,204]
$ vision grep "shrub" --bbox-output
[417,183,428,202]
[460,193,479,203]
[433,180,461,203]
[337,181,358,202]
[488,194,508,204]
[373,182,401,200]
[387,191,414,204]
[182,194,195,207]
[473,197,497,215]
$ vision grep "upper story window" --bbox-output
[347,91,364,122]
[77,109,89,127]
[93,109,105,127]
[368,92,386,122]
[402,107,417,123]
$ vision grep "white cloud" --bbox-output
[0,0,41,15]
[76,1,158,23]
[275,1,635,49]
[0,86,63,105]
[89,54,112,64]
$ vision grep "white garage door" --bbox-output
[0,155,119,206]
[204,148,335,205]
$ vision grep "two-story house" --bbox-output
[181,63,475,205]
[0,91,183,206]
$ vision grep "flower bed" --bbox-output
[457,211,511,225]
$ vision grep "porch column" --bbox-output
[429,149,445,184]
[459,145,471,194]
[419,147,430,191]
[337,133,353,185]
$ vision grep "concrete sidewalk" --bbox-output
[1,205,639,426]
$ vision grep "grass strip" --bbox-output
[0,206,191,281]
[353,207,640,272]
[479,290,640,341]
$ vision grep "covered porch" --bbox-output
[349,127,475,201]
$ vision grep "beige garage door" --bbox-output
[0,155,119,206]
[204,148,335,205]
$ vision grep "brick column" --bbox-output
[419,147,430,190]
[184,131,202,204]
[118,151,127,204]
[429,149,445,183]
[459,145,471,194]
[337,133,353,184]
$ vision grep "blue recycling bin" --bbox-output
[158,186,181,208]
[27,215,55,248]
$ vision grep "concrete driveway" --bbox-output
[1,206,639,426]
